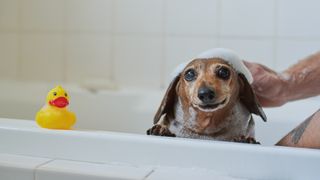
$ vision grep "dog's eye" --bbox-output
[184,69,197,81]
[216,67,230,80]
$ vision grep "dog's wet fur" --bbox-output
[147,58,266,143]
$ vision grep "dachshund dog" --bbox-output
[147,48,266,143]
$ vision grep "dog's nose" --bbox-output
[198,87,215,103]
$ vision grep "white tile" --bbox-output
[65,34,112,83]
[0,153,51,180]
[0,0,19,30]
[276,39,320,71]
[21,0,64,31]
[277,0,320,37]
[165,0,218,35]
[114,0,163,34]
[219,38,275,68]
[220,0,275,37]
[36,159,153,180]
[20,33,64,81]
[164,36,218,84]
[114,36,162,88]
[66,0,113,32]
[147,167,244,180]
[0,33,18,79]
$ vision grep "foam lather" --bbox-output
[171,48,253,84]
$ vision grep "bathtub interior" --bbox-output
[0,80,319,146]
[0,80,319,179]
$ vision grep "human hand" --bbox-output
[244,61,289,107]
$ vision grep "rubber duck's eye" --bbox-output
[65,93,68,97]
[216,66,230,80]
[184,69,197,82]
[53,92,57,96]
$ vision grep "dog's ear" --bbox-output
[238,73,267,122]
[154,75,180,124]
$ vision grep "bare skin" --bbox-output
[244,52,320,107]
[245,52,320,149]
[276,110,320,149]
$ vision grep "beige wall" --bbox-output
[1,0,320,89]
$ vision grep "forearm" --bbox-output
[276,109,320,149]
[280,52,320,102]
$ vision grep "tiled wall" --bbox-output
[1,0,320,89]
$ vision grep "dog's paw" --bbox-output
[146,125,176,137]
[233,136,260,144]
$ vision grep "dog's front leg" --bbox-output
[233,136,260,144]
[146,117,176,137]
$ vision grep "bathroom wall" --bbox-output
[1,0,320,89]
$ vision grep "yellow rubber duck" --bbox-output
[36,86,76,130]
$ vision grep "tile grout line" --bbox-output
[16,0,22,80]
[216,0,222,47]
[273,0,278,70]
[142,168,155,180]
[33,159,56,180]
[4,29,320,40]
[109,0,116,83]
[51,158,105,165]
[160,0,167,89]
[62,0,67,82]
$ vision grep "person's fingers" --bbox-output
[244,61,258,73]
[243,61,252,68]
[244,61,277,74]
[244,61,286,107]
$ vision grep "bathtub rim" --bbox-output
[0,118,319,179]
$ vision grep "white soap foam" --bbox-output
[171,48,253,84]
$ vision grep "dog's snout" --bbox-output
[198,87,215,103]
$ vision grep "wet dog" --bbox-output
[147,49,266,143]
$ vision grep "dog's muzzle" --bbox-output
[195,86,228,112]
[198,87,215,104]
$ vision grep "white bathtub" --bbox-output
[0,80,319,179]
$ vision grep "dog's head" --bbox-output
[177,58,242,113]
[154,49,266,128]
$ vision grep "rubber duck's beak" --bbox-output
[49,97,69,108]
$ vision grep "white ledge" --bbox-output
[0,118,320,179]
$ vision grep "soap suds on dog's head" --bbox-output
[171,48,253,84]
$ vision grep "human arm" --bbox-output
[276,109,320,149]
[245,53,320,149]
[245,52,320,107]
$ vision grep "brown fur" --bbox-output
[148,58,266,142]
[177,59,240,134]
